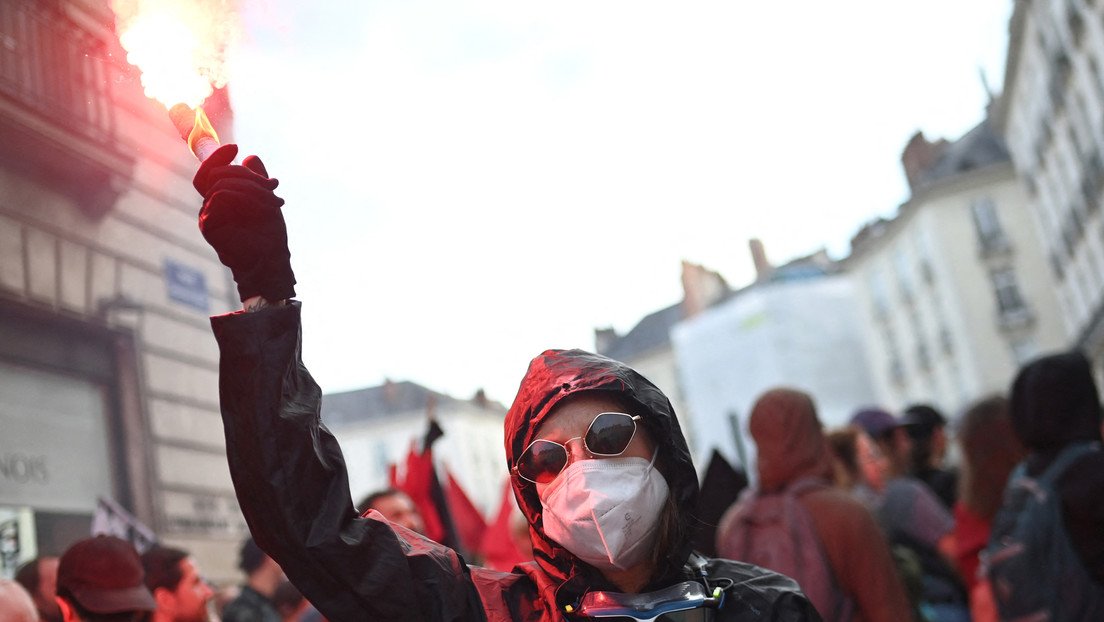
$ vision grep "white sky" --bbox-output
[226,0,1013,405]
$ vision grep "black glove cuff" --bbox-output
[233,260,296,302]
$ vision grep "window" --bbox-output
[893,250,914,302]
[913,229,935,284]
[0,0,133,218]
[869,270,889,319]
[939,325,954,355]
[971,198,1009,253]
[0,0,116,142]
[992,268,1027,314]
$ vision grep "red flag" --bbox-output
[444,469,487,554]
[388,418,461,551]
[392,442,447,543]
[479,479,529,571]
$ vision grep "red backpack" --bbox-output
[718,477,854,622]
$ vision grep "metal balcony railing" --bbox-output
[0,0,115,144]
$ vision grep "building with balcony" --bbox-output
[0,0,244,583]
[996,0,1104,372]
[845,116,1067,417]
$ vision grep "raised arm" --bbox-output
[196,146,485,622]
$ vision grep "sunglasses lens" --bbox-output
[517,440,568,484]
[585,413,637,456]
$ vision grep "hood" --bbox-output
[504,349,699,599]
[1010,350,1103,452]
[749,388,833,491]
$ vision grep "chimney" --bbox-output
[901,131,948,190]
[681,261,729,318]
[383,378,398,407]
[748,238,772,283]
[472,388,488,409]
[594,327,619,355]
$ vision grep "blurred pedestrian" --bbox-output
[951,395,1024,622]
[14,557,62,622]
[141,545,215,622]
[901,404,957,509]
[718,388,911,622]
[355,489,426,535]
[220,539,281,622]
[851,408,967,622]
[983,351,1104,620]
[825,427,880,508]
[54,536,157,622]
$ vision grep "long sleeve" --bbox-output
[210,303,486,622]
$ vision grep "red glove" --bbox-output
[194,144,296,302]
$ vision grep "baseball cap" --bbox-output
[57,536,157,614]
[850,407,902,439]
[900,404,946,436]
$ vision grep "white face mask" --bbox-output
[538,450,670,571]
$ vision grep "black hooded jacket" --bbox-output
[1009,351,1104,585]
[210,303,820,622]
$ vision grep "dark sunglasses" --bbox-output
[514,412,641,484]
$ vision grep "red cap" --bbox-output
[57,536,157,614]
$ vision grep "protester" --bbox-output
[220,539,281,622]
[982,351,1104,620]
[850,407,967,622]
[900,404,957,509]
[716,388,911,622]
[824,427,880,508]
[55,535,157,622]
[193,144,821,621]
[355,489,426,535]
[141,545,215,622]
[951,395,1024,622]
[14,557,62,622]
[0,579,38,622]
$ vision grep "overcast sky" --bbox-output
[224,0,1013,405]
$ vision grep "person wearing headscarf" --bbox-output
[716,389,910,622]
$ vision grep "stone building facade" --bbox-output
[0,0,245,584]
[997,0,1104,371]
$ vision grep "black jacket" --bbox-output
[211,303,821,622]
[1009,350,1104,585]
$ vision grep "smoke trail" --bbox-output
[110,0,243,107]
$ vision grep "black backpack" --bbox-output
[983,441,1104,621]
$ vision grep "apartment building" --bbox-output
[846,117,1066,417]
[996,0,1104,371]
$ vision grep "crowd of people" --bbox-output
[3,143,1103,622]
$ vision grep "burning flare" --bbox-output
[169,104,220,161]
[111,0,239,159]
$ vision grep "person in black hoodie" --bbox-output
[1007,351,1104,579]
[985,350,1104,619]
[193,144,821,622]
